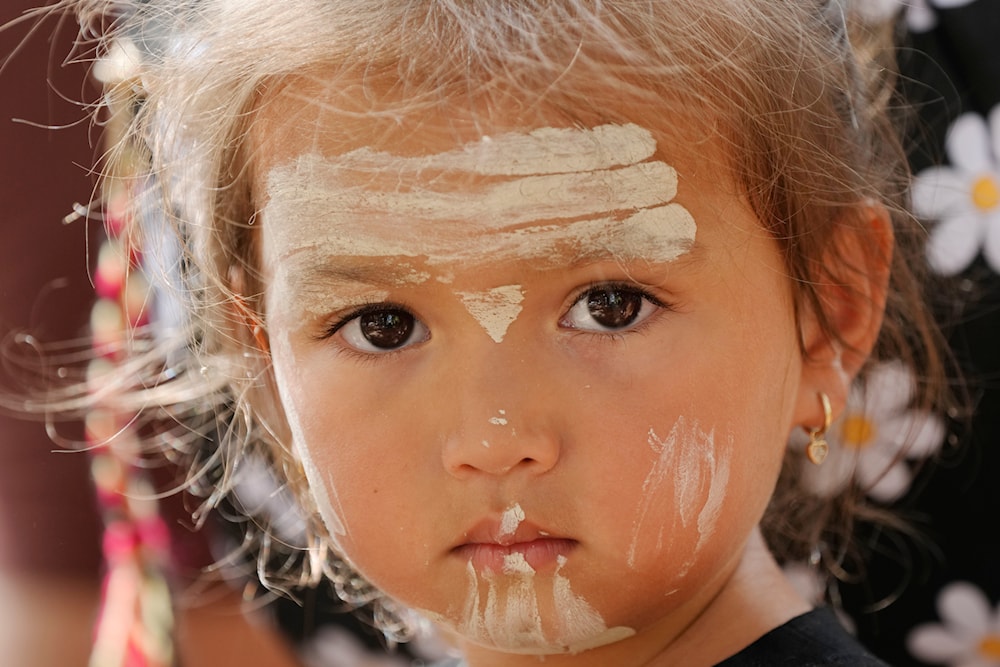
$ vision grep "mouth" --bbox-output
[452,518,577,573]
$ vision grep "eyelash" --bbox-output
[316,300,413,340]
[562,280,673,334]
[314,300,428,363]
[313,280,674,356]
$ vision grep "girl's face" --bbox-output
[253,82,809,660]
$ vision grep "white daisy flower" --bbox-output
[913,107,1000,275]
[800,361,946,503]
[852,0,933,31]
[908,581,1000,666]
[851,0,975,32]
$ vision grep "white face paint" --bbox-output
[262,122,696,289]
[319,123,658,176]
[458,286,525,343]
[272,269,391,321]
[627,417,732,571]
[498,503,525,539]
[421,556,635,654]
[263,123,695,346]
[269,331,351,552]
[258,120,734,658]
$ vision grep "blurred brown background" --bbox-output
[0,1,105,665]
[0,5,300,665]
[0,0,103,577]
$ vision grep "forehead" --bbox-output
[248,70,750,283]
[249,68,722,186]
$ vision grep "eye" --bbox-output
[331,305,429,353]
[561,283,662,332]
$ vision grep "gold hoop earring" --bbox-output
[806,392,832,465]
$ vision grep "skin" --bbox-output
[250,75,848,666]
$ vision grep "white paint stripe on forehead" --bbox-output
[311,123,657,176]
[269,204,695,269]
[269,159,677,228]
[263,122,697,273]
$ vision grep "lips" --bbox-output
[452,517,577,573]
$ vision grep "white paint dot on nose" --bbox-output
[482,440,491,448]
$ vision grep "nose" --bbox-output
[438,350,562,479]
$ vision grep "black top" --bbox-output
[431,607,889,666]
[716,607,889,666]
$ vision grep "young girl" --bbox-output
[35,0,948,665]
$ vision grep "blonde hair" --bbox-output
[34,0,947,638]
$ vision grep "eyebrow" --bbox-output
[286,258,424,290]
[278,236,706,299]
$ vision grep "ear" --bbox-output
[229,266,270,353]
[793,203,893,430]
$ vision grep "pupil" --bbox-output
[587,289,641,328]
[360,310,414,348]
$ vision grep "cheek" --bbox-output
[625,420,733,570]
[269,334,423,570]
[584,344,792,582]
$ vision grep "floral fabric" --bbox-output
[836,1,1000,666]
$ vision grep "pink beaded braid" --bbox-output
[84,47,176,667]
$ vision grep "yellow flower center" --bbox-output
[972,175,1000,211]
[979,634,1000,659]
[840,415,876,449]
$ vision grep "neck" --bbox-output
[456,529,812,667]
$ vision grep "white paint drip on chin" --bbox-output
[422,555,634,655]
[484,554,546,648]
[552,556,636,653]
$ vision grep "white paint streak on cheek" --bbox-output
[270,332,350,546]
[458,285,524,343]
[628,423,679,569]
[627,417,727,571]
[695,432,732,554]
[498,503,525,539]
[489,409,508,426]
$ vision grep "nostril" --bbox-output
[440,409,561,477]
